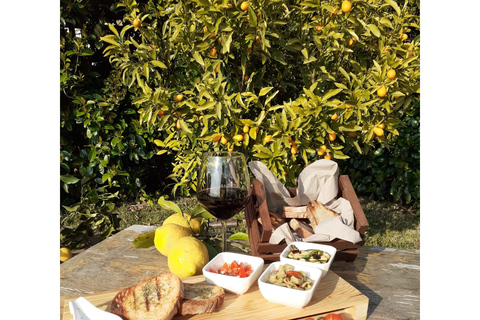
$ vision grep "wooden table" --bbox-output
[60,225,419,319]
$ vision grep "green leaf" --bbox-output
[88,149,97,162]
[384,0,401,16]
[222,32,233,54]
[259,87,274,97]
[322,88,343,101]
[178,119,193,133]
[192,51,204,67]
[265,90,279,105]
[108,23,120,38]
[228,232,249,241]
[367,24,381,37]
[60,175,80,184]
[158,196,182,215]
[100,35,120,47]
[131,231,155,248]
[151,60,167,69]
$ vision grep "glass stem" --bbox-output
[221,219,227,252]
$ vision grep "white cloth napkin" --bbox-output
[248,159,362,244]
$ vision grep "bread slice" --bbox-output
[289,218,315,238]
[179,283,225,316]
[283,206,308,218]
[306,200,339,229]
[110,272,184,320]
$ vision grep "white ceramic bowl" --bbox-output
[258,262,322,309]
[279,242,337,278]
[202,252,264,295]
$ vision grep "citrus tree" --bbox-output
[101,0,420,194]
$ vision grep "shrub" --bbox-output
[60,0,175,248]
[100,0,420,195]
[342,97,419,208]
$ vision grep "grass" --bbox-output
[115,196,420,250]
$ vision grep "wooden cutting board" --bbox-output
[61,271,368,320]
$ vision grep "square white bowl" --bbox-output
[279,242,337,278]
[258,262,322,309]
[202,252,264,295]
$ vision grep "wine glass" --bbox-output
[197,151,251,252]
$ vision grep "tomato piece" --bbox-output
[238,267,247,278]
[231,260,240,269]
[324,314,344,320]
[209,268,218,273]
[220,262,229,274]
[286,270,303,279]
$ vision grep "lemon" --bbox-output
[167,237,209,278]
[60,248,72,262]
[163,213,202,234]
[154,224,192,256]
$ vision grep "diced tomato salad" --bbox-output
[209,260,253,278]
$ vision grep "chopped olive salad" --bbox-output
[287,245,331,264]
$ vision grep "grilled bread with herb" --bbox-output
[110,272,184,320]
[179,283,225,315]
[306,200,339,229]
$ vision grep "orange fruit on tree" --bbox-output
[331,113,338,120]
[373,126,384,136]
[345,104,352,109]
[209,48,217,57]
[243,125,249,133]
[264,135,272,143]
[221,136,228,145]
[244,75,249,81]
[377,86,387,98]
[158,110,165,117]
[203,26,208,33]
[176,120,181,130]
[255,35,260,42]
[174,94,183,102]
[315,26,322,32]
[328,132,337,141]
[227,3,233,9]
[233,134,244,142]
[248,47,253,55]
[347,132,357,138]
[133,19,141,27]
[208,32,216,38]
[378,123,385,129]
[400,33,408,41]
[324,153,332,160]
[240,2,249,11]
[291,145,298,155]
[387,69,396,79]
[348,37,355,46]
[341,1,351,13]
[212,134,222,143]
[317,145,327,156]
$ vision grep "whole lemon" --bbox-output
[60,248,72,262]
[154,224,192,256]
[163,213,203,234]
[168,237,209,278]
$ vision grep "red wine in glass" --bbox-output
[197,187,250,220]
[197,152,251,252]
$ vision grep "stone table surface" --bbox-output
[60,225,420,319]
